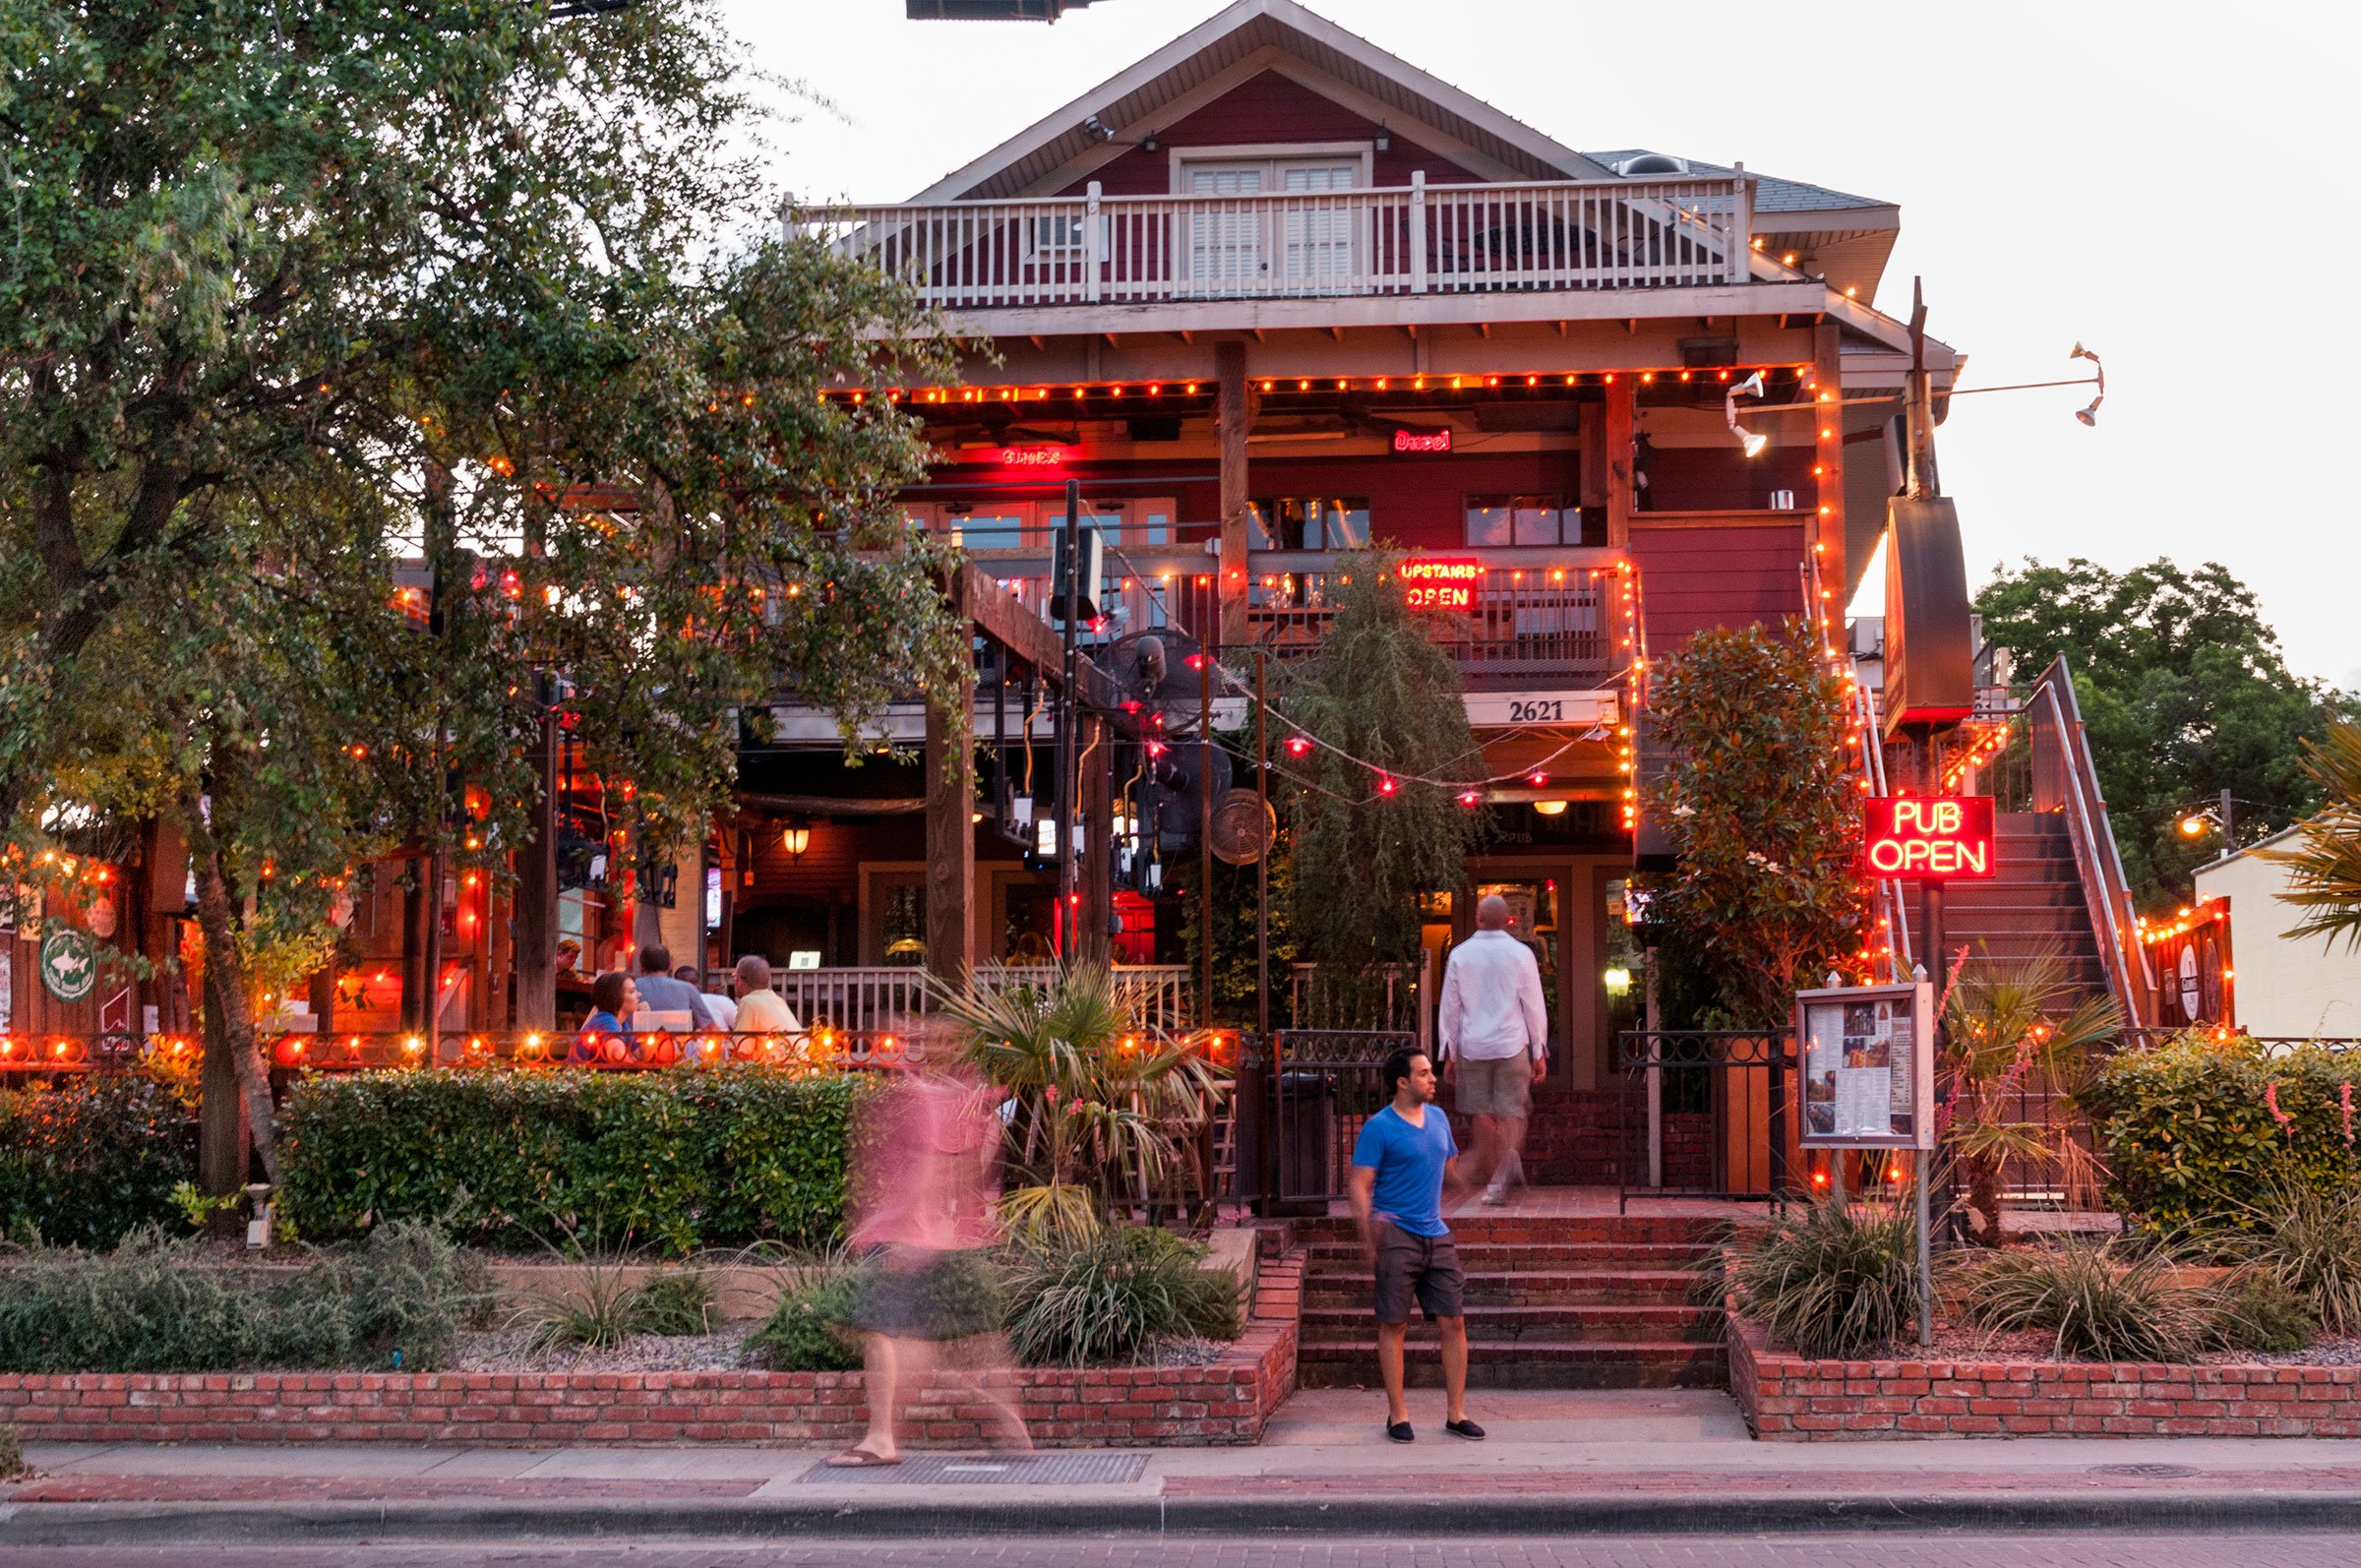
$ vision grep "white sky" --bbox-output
[720,0,2360,690]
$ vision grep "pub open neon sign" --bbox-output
[1862,796,1996,879]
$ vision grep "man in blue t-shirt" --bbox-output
[1347,1046,1485,1444]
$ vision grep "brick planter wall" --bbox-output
[0,1254,1303,1449]
[1729,1315,2361,1439]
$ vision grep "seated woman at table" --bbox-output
[572,971,637,1064]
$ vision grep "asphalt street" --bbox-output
[2,1537,2359,1567]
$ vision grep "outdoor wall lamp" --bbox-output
[781,821,811,859]
[1374,123,1391,151]
[1725,370,1769,457]
[1604,966,1632,995]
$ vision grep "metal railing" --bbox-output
[977,547,1624,679]
[1616,1029,1794,1209]
[806,171,1752,311]
[2025,659,2153,1025]
[1233,1028,1412,1214]
[771,964,1191,1035]
[0,1029,924,1076]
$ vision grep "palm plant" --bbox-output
[935,963,1227,1240]
[2263,718,2361,952]
[1943,948,2120,1245]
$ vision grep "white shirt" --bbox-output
[1438,929,1549,1062]
[700,992,739,1030]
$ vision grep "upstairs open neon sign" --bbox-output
[1862,796,1996,879]
[1400,557,1481,613]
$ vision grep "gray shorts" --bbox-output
[1374,1220,1465,1325]
[1455,1053,1534,1117]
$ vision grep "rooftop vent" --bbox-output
[1615,153,1691,177]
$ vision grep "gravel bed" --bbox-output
[452,1323,757,1374]
[1908,1320,2361,1367]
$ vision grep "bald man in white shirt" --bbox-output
[1438,893,1549,1205]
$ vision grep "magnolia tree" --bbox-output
[1644,622,1867,1027]
[1,1,966,1188]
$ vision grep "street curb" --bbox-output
[7,1490,2361,1544]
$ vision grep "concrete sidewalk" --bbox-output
[7,1389,2361,1545]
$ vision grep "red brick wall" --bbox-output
[1729,1316,2361,1439]
[0,1255,1306,1449]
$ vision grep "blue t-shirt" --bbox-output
[1351,1104,1457,1238]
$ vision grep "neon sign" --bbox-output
[1400,557,1481,613]
[1391,427,1452,454]
[998,446,1067,467]
[1861,796,1996,879]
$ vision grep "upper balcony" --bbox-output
[804,172,1755,317]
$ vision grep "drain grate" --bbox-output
[801,1452,1147,1486]
[2090,1463,2202,1479]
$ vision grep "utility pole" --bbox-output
[1057,478,1082,951]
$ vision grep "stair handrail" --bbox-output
[1851,675,1915,982]
[2026,657,2153,1024]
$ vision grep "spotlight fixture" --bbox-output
[1081,115,1116,143]
[1725,370,1769,457]
[2070,341,2104,426]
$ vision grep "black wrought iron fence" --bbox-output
[1233,1028,1413,1215]
[1615,1029,1795,1210]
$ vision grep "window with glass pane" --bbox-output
[945,508,1036,549]
[1250,497,1370,550]
[1464,495,1576,547]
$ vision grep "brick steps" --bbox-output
[1297,1339,1727,1391]
[1306,1268,1699,1307]
[1294,1213,1729,1391]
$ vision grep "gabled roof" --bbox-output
[906,0,1614,203]
[1582,151,1891,216]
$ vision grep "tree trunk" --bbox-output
[196,949,248,1217]
[191,837,283,1189]
[1964,1153,2003,1247]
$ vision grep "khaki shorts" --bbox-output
[1455,1053,1534,1117]
[1373,1220,1466,1325]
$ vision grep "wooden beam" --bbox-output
[1604,378,1636,550]
[960,560,1062,673]
[1813,322,1848,610]
[1217,341,1252,646]
[925,573,978,988]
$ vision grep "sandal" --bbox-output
[824,1448,902,1468]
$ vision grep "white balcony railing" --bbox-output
[804,172,1751,311]
[773,964,1192,1035]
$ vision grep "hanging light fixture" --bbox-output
[2070,341,2104,426]
[1725,370,1769,457]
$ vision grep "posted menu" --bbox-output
[1800,994,1918,1145]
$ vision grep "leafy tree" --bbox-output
[1281,551,1483,976]
[1973,559,2351,910]
[2265,719,2361,952]
[1,2,965,1185]
[1645,621,1866,1027]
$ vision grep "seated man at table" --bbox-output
[631,944,715,1031]
[730,954,801,1035]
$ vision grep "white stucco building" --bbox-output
[2195,827,2361,1039]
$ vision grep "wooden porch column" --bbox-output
[513,709,560,1030]
[1079,711,1114,966]
[1812,323,1847,611]
[1216,341,1251,646]
[1604,377,1636,549]
[925,576,978,989]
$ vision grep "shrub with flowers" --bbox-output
[2081,1030,2361,1236]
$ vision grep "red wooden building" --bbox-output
[729,0,1961,1083]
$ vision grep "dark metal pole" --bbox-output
[1254,649,1269,1043]
[1058,479,1082,954]
[1198,644,1214,1029]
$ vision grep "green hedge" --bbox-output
[0,1223,484,1373]
[0,1076,195,1248]
[278,1068,868,1253]
[2082,1032,2361,1233]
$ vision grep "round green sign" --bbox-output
[38,927,96,1002]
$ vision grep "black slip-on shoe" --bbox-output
[1444,1418,1486,1441]
[1386,1419,1415,1443]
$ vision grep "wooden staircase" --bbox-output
[1292,1213,1729,1390]
[1938,812,2113,995]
